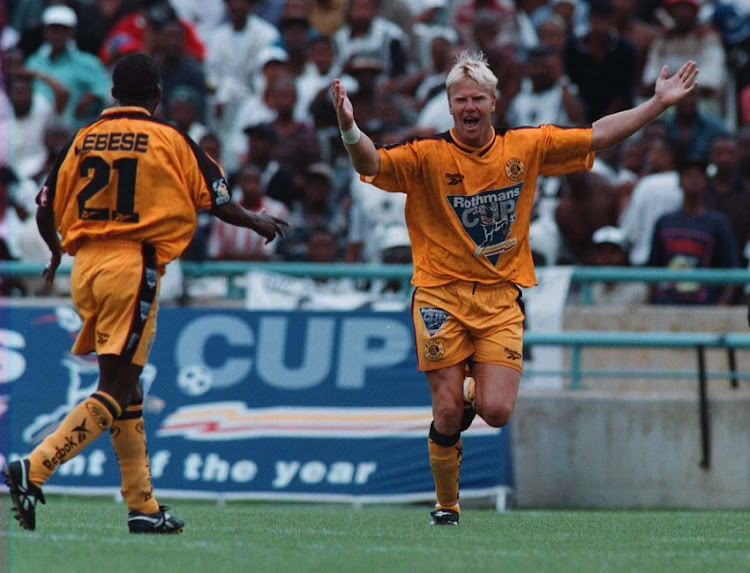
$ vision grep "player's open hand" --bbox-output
[254,212,290,244]
[654,61,699,108]
[331,79,355,131]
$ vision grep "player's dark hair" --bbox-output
[111,52,161,104]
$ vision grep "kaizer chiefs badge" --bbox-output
[424,339,445,361]
[505,158,525,181]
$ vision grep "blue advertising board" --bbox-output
[0,304,513,503]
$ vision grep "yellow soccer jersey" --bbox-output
[364,125,595,287]
[36,106,231,268]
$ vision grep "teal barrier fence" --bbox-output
[3,261,750,304]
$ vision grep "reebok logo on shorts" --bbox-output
[504,347,522,361]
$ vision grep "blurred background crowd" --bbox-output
[1,0,749,306]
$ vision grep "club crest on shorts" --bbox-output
[419,307,449,337]
[424,338,445,361]
[505,158,526,181]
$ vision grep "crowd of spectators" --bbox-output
[1,0,749,305]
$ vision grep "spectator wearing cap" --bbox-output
[99,1,206,67]
[151,18,208,123]
[332,0,409,81]
[642,0,727,117]
[587,225,648,305]
[279,161,348,261]
[25,5,110,130]
[205,0,279,139]
[648,159,738,305]
[309,0,347,37]
[563,0,638,122]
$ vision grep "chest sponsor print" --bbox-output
[447,183,523,266]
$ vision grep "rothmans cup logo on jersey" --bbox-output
[448,183,522,266]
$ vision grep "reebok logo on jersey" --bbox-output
[445,172,464,185]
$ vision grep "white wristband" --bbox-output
[340,123,361,145]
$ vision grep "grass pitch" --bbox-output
[2,496,750,573]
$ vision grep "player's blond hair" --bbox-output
[445,50,498,97]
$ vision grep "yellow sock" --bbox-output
[428,423,462,511]
[28,391,120,486]
[110,403,159,514]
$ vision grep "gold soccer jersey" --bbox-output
[364,125,594,287]
[36,106,231,269]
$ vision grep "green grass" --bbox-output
[3,496,750,573]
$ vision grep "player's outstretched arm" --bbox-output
[211,201,289,244]
[590,61,699,152]
[331,79,380,176]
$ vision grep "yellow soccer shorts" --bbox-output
[412,280,525,373]
[71,240,159,366]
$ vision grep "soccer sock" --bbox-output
[110,401,159,514]
[28,391,120,487]
[428,422,462,512]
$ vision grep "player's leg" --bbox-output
[426,362,465,525]
[4,247,123,531]
[470,282,524,428]
[108,375,184,534]
[412,283,475,525]
[471,363,521,428]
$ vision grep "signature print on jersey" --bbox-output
[448,182,522,266]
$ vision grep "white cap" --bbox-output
[257,46,289,68]
[42,5,78,28]
[592,226,628,250]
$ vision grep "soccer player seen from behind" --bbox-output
[3,52,288,533]
[331,51,698,525]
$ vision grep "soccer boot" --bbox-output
[430,508,459,526]
[460,376,476,432]
[128,505,185,534]
[3,459,46,531]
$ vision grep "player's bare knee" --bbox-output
[477,404,513,428]
[433,402,463,430]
